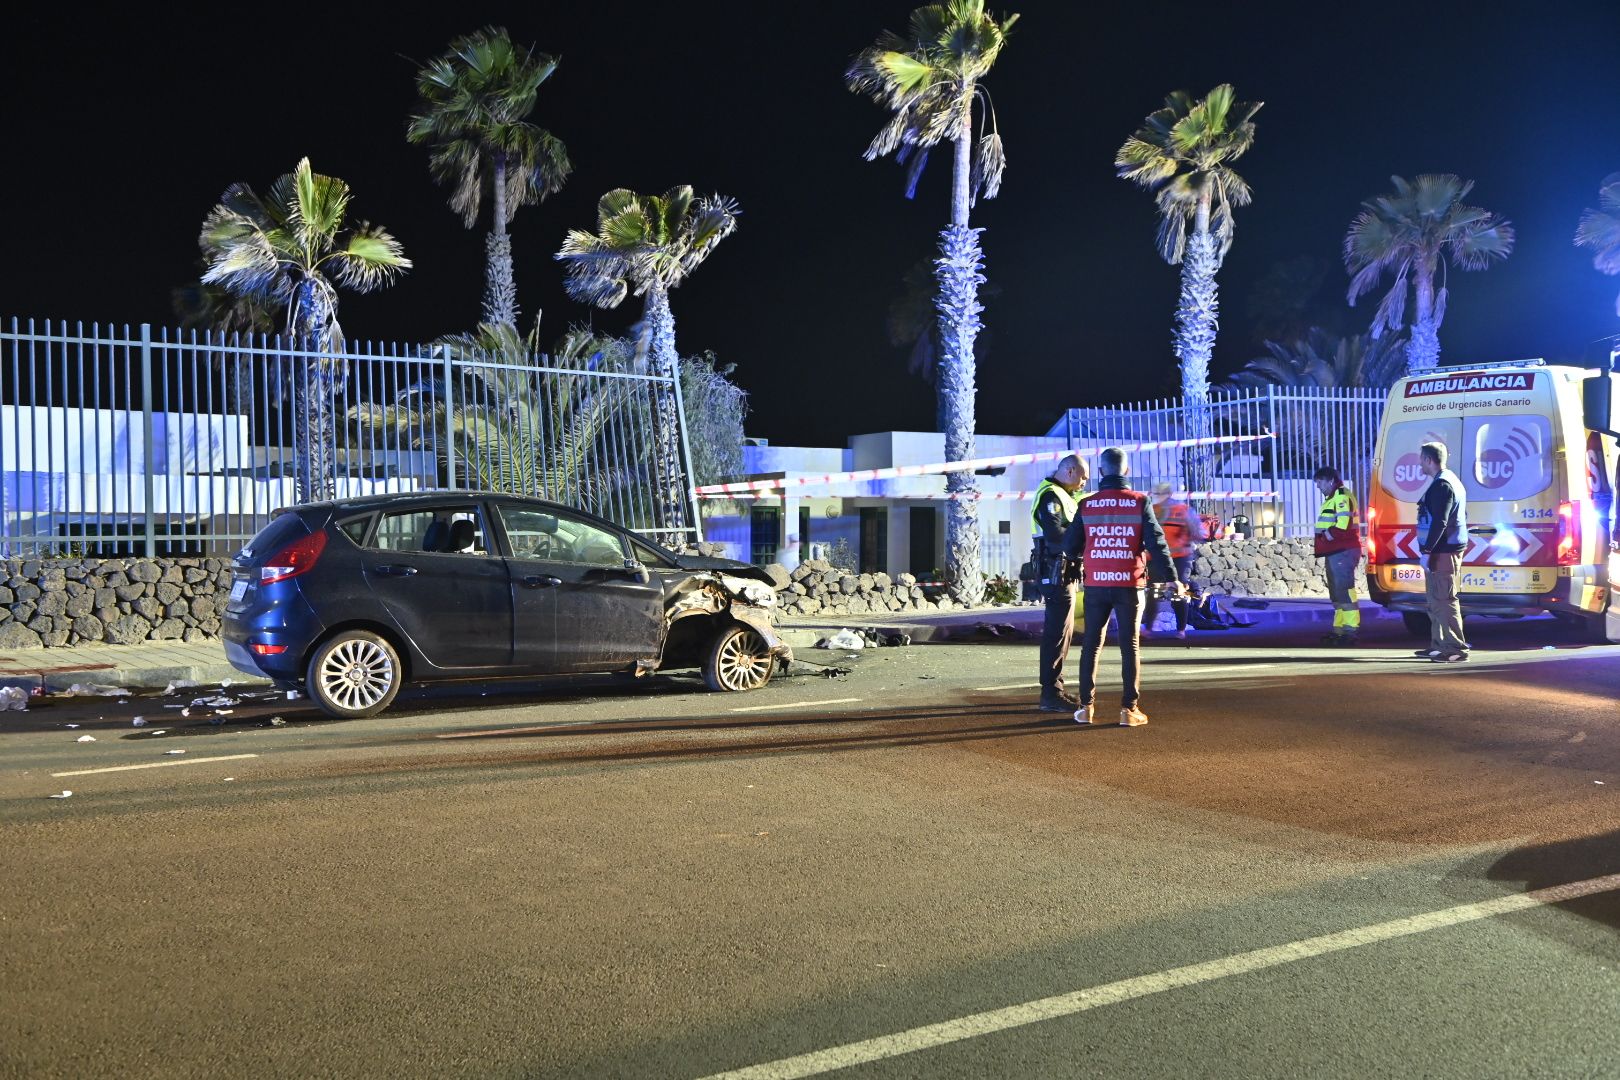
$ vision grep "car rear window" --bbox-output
[240,513,310,564]
[1379,414,1553,502]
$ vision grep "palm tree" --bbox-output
[1344,174,1514,374]
[351,323,627,510]
[846,0,1018,606]
[555,186,739,537]
[1117,85,1261,496]
[1576,173,1620,317]
[172,270,279,417]
[200,158,411,503]
[1225,330,1408,391]
[1224,330,1405,490]
[408,26,571,329]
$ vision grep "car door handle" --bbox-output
[521,575,562,589]
[374,564,419,577]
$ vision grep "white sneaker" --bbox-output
[1074,703,1095,724]
[1119,707,1149,727]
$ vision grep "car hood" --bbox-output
[671,555,771,582]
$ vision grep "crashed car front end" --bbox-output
[652,568,794,676]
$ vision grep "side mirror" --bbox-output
[624,559,651,585]
[1585,371,1617,437]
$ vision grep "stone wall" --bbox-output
[771,560,962,618]
[1191,537,1365,599]
[0,559,234,649]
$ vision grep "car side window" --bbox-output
[631,539,674,568]
[371,506,493,556]
[500,507,626,567]
[337,515,372,545]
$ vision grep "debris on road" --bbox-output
[75,735,96,743]
[132,717,147,726]
[0,686,30,711]
[48,791,72,799]
[59,683,125,697]
[269,717,287,727]
[816,629,866,651]
[162,679,200,695]
[193,695,240,708]
[163,749,186,756]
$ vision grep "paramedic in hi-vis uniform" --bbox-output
[1059,447,1181,727]
[1312,465,1363,645]
[1032,454,1088,711]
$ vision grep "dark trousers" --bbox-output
[1142,555,1192,632]
[1079,587,1144,710]
[1039,580,1077,696]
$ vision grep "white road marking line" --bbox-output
[51,753,259,778]
[698,872,1620,1080]
[729,698,862,714]
[973,682,1039,692]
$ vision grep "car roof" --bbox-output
[292,491,679,556]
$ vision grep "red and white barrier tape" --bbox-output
[699,490,1279,502]
[693,432,1275,495]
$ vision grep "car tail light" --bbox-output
[261,530,327,584]
[249,643,289,655]
[1364,505,1378,560]
[1556,500,1580,565]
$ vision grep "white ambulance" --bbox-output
[1365,359,1620,643]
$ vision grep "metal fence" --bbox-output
[1056,385,1388,538]
[0,318,701,558]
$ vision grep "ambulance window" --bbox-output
[1379,419,1461,500]
[1464,415,1552,502]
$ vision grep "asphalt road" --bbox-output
[3,612,1618,1079]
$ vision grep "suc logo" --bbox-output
[1476,447,1514,489]
[1393,452,1427,494]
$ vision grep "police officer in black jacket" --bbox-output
[1033,454,1087,710]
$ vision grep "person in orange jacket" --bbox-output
[1141,482,1205,639]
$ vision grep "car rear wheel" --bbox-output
[307,630,403,718]
[703,624,774,692]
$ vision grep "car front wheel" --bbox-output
[307,630,403,718]
[703,624,774,692]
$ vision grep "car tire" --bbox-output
[703,623,774,692]
[306,630,403,718]
[1400,611,1431,638]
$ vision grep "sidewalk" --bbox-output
[0,640,261,693]
[0,597,1382,694]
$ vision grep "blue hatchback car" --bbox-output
[223,492,791,717]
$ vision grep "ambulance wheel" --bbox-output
[1400,611,1431,638]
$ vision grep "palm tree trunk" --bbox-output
[1175,227,1220,499]
[936,108,984,606]
[484,154,519,328]
[643,285,687,536]
[291,277,341,504]
[1407,259,1441,373]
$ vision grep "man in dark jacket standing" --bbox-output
[1033,454,1087,710]
[1060,448,1180,726]
[1417,441,1470,662]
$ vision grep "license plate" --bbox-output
[1393,566,1424,583]
[229,579,248,602]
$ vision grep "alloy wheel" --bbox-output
[318,637,396,713]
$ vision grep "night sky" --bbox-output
[8,2,1620,445]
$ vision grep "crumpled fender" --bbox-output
[662,571,794,667]
[727,604,793,664]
